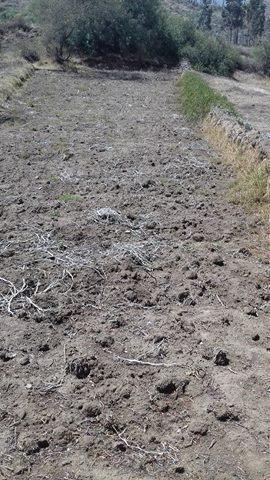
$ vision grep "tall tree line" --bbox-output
[198,0,266,45]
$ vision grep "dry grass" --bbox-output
[0,60,34,106]
[202,118,270,219]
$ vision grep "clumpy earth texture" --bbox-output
[0,67,269,479]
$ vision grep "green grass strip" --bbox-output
[178,71,237,121]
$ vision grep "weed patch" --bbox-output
[57,194,82,202]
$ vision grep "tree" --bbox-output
[199,0,213,31]
[30,0,178,63]
[246,0,266,44]
[222,0,245,44]
[30,0,84,61]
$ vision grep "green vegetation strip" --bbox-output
[57,194,82,202]
[178,71,237,121]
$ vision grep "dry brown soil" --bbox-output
[203,71,270,149]
[0,67,270,480]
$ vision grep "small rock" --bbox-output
[213,406,239,422]
[19,436,49,455]
[145,221,157,230]
[142,179,155,189]
[214,350,229,366]
[19,355,30,366]
[153,335,166,344]
[0,349,15,362]
[114,442,127,452]
[37,439,49,450]
[13,459,28,475]
[38,343,50,352]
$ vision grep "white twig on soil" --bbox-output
[26,296,44,312]
[92,207,133,228]
[0,277,27,315]
[0,277,44,315]
[113,427,171,458]
[216,294,226,308]
[113,354,180,368]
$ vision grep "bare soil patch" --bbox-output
[203,71,270,149]
[0,67,269,480]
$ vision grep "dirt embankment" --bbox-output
[202,71,270,150]
[198,71,270,214]
[0,67,270,480]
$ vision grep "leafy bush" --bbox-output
[253,41,270,75]
[182,33,240,76]
[29,0,239,75]
[21,44,40,63]
[178,71,237,121]
[0,7,17,22]
[30,0,178,64]
[168,16,239,76]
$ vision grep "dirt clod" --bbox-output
[189,420,209,436]
[214,350,230,366]
[82,402,101,418]
[213,406,240,422]
[174,466,185,474]
[178,290,190,303]
[193,233,204,242]
[96,334,114,348]
[156,378,177,395]
[212,255,225,266]
[67,358,93,379]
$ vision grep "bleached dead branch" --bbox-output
[104,241,159,269]
[113,427,178,462]
[92,207,133,228]
[0,277,27,315]
[0,269,74,316]
[113,354,180,368]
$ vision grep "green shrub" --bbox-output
[182,33,240,76]
[57,194,82,202]
[0,7,17,22]
[253,41,270,75]
[29,0,239,75]
[168,16,239,76]
[178,71,237,121]
[30,0,178,64]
